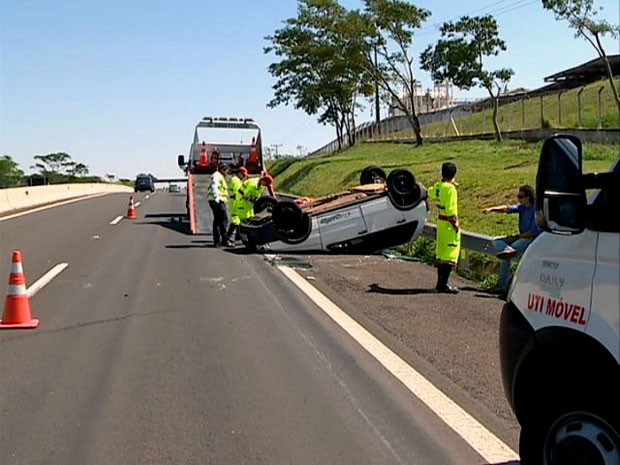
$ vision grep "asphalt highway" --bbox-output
[0,192,519,465]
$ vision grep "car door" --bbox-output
[317,204,368,247]
[359,195,406,234]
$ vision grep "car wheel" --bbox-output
[360,165,387,185]
[387,169,422,210]
[279,213,312,244]
[254,196,278,214]
[272,200,303,233]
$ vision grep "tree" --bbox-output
[0,155,25,188]
[32,152,72,182]
[361,0,431,146]
[420,15,514,142]
[542,0,620,113]
[67,162,89,178]
[264,0,373,149]
[31,152,91,183]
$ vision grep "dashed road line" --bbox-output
[277,264,520,464]
[110,215,124,225]
[26,263,69,298]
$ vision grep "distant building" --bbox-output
[388,81,456,117]
[540,54,620,93]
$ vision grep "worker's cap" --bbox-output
[259,175,274,186]
[238,167,248,176]
[220,163,231,172]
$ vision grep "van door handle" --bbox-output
[396,219,406,224]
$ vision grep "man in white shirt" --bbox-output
[207,164,229,247]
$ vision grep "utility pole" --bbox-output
[374,46,380,127]
[296,145,306,157]
[271,144,282,158]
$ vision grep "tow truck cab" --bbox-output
[499,134,619,464]
[177,116,264,176]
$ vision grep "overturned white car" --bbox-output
[239,166,428,253]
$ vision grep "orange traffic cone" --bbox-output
[126,196,138,219]
[0,250,39,329]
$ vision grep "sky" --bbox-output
[0,0,618,180]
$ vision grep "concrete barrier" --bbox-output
[0,183,133,216]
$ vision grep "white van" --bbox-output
[499,134,619,464]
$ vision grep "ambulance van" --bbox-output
[499,134,619,464]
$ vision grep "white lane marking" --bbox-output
[277,265,519,464]
[110,215,123,225]
[26,263,69,298]
[135,201,142,207]
[0,194,108,222]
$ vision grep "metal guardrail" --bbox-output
[422,223,495,256]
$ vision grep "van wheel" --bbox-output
[254,196,278,214]
[360,166,387,185]
[386,169,421,210]
[520,407,620,465]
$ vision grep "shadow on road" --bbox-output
[368,283,437,295]
[368,283,507,301]
[134,213,190,234]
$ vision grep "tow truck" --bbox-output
[177,117,264,234]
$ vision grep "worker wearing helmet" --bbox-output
[428,162,461,293]
[224,167,249,247]
[207,163,229,247]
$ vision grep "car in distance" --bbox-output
[134,174,155,193]
[240,166,428,253]
[169,184,181,193]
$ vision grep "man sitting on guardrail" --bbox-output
[482,184,541,294]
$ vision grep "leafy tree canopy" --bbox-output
[0,155,25,188]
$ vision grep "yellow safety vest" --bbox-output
[429,180,461,264]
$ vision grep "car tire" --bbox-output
[360,165,387,185]
[272,200,303,233]
[387,169,422,210]
[254,196,278,214]
[279,213,312,244]
[519,401,620,465]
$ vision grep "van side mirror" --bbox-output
[177,155,185,167]
[536,135,587,234]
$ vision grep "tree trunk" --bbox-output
[492,97,502,142]
[407,87,424,146]
[405,114,423,146]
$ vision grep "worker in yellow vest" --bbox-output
[207,163,229,247]
[236,174,275,221]
[224,167,249,247]
[428,162,461,293]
